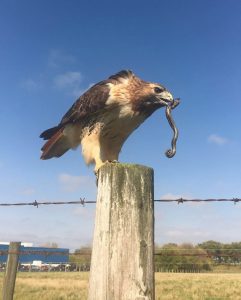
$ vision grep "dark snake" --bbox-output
[165,99,180,158]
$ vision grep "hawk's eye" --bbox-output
[154,87,164,94]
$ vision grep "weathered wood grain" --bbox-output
[88,163,154,300]
[2,241,21,300]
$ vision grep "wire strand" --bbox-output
[0,198,240,207]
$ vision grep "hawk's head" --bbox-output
[108,70,178,116]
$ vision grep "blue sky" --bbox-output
[0,0,241,251]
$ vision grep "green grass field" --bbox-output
[1,272,241,299]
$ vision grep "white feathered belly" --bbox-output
[80,107,146,167]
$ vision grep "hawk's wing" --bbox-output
[40,70,134,140]
[40,70,134,159]
[60,69,134,125]
[40,80,109,140]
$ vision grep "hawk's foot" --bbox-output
[94,160,119,186]
[107,160,119,164]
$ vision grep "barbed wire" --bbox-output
[0,250,68,256]
[155,253,241,257]
[0,198,240,207]
[155,248,241,251]
[155,262,239,266]
[0,198,95,208]
[1,250,241,257]
[156,198,241,204]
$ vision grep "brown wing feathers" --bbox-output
[40,70,133,160]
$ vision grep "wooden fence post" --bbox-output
[2,241,21,300]
[88,163,154,300]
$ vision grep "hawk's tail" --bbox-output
[40,126,60,140]
[40,127,71,160]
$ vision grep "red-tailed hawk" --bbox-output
[40,70,178,172]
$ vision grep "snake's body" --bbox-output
[165,99,180,158]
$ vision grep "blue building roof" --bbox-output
[0,244,69,263]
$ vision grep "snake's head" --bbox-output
[159,94,180,110]
[170,98,180,109]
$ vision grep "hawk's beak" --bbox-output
[159,91,180,109]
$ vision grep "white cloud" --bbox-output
[72,87,85,98]
[20,79,42,91]
[53,71,83,97]
[48,49,76,68]
[208,134,228,145]
[73,206,88,216]
[165,229,184,238]
[164,228,211,241]
[160,193,192,201]
[73,205,96,217]
[71,83,94,98]
[58,173,94,192]
[20,188,36,196]
[54,71,82,89]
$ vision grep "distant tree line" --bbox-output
[156,241,241,271]
[155,243,212,272]
[70,241,241,272]
[69,246,92,269]
[197,240,241,264]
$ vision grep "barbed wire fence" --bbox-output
[2,241,241,298]
[1,197,240,263]
[2,250,241,257]
[1,196,241,297]
[0,197,241,207]
[2,248,241,273]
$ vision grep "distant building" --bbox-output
[0,243,69,264]
[0,242,33,247]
